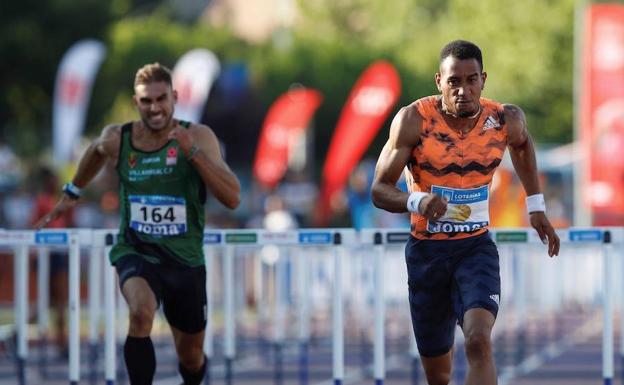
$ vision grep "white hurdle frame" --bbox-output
[603,230,615,385]
[15,241,28,385]
[36,246,49,376]
[202,244,214,383]
[67,232,80,385]
[332,233,344,385]
[1,227,623,385]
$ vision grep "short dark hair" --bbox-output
[440,40,483,71]
[134,62,173,88]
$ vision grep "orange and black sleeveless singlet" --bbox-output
[408,96,508,240]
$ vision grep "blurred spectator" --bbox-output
[0,139,21,194]
[277,171,317,226]
[346,160,410,229]
[263,193,298,230]
[99,190,120,228]
[347,164,374,229]
[73,202,104,229]
[327,190,352,228]
[31,166,74,358]
[2,185,33,229]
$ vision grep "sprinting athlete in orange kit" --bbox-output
[371,40,560,385]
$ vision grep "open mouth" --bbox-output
[149,113,165,124]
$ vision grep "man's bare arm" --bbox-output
[170,124,241,209]
[371,105,422,212]
[506,105,541,196]
[35,124,121,229]
[73,124,121,187]
[505,104,560,256]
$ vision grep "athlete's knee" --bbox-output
[178,345,204,371]
[424,371,450,385]
[127,305,155,334]
[464,329,492,363]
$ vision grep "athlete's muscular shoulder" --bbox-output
[187,122,219,145]
[187,122,212,137]
[186,122,223,157]
[95,124,122,159]
[503,104,529,147]
[389,103,423,148]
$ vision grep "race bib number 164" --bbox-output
[129,195,187,236]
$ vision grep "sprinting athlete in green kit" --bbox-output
[36,63,241,385]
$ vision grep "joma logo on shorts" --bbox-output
[428,221,487,233]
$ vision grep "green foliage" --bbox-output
[294,0,577,144]
[1,0,579,161]
[88,12,251,135]
[0,0,116,155]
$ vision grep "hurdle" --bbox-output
[603,230,614,385]
[201,229,357,385]
[1,226,623,385]
[202,244,214,385]
[35,247,49,378]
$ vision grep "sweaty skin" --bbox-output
[35,81,240,229]
[372,53,560,385]
[34,76,241,379]
[372,58,559,256]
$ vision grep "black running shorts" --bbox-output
[114,254,207,334]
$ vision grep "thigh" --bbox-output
[161,265,207,334]
[453,234,501,326]
[114,254,162,309]
[405,236,456,358]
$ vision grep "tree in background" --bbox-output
[1,0,576,162]
[0,0,120,156]
[296,0,576,144]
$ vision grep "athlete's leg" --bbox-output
[462,308,496,385]
[161,263,207,385]
[121,277,157,336]
[121,277,158,385]
[171,326,206,384]
[116,255,161,385]
[421,350,453,385]
[452,233,500,385]
[405,236,456,385]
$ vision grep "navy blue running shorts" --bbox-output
[405,231,500,357]
[114,254,207,334]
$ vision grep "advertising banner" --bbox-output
[172,49,220,123]
[580,4,624,224]
[52,39,106,164]
[253,88,323,189]
[318,61,401,222]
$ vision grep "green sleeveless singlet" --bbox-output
[109,121,206,267]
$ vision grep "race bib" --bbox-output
[129,195,187,236]
[427,185,489,233]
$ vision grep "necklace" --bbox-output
[465,105,481,119]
